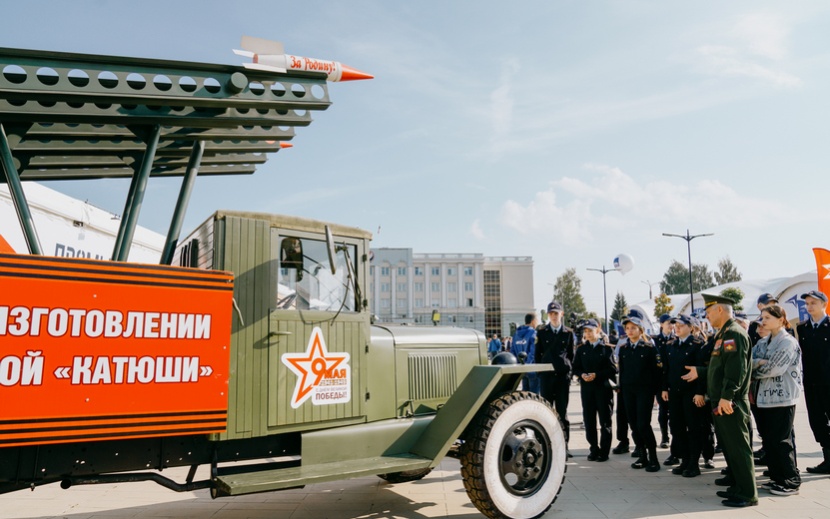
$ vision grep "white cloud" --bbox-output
[695,12,801,87]
[470,219,486,240]
[501,164,791,247]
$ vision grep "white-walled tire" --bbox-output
[460,391,567,519]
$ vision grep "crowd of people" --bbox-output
[499,290,830,508]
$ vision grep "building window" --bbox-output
[431,282,440,292]
[414,282,424,292]
[448,298,457,308]
[432,301,440,308]
[464,282,473,292]
[397,298,407,309]
[448,282,457,293]
[447,267,456,276]
[370,266,375,275]
[381,283,390,292]
[431,267,440,276]
[447,315,456,323]
[464,267,473,276]
[381,267,390,276]
[414,267,423,276]
[467,298,474,307]
[398,267,406,276]
[414,298,424,308]
[380,298,391,308]
[397,283,407,292]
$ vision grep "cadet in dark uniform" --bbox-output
[653,314,675,453]
[693,318,716,469]
[797,290,830,474]
[661,314,707,477]
[536,301,576,453]
[573,319,617,461]
[619,315,663,472]
[612,308,644,455]
[683,293,757,508]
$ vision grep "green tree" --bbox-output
[553,268,587,317]
[610,291,628,323]
[654,292,674,318]
[659,260,715,295]
[720,286,745,312]
[714,256,743,285]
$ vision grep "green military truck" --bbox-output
[0,45,566,519]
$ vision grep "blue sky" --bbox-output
[3,1,828,317]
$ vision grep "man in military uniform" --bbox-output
[682,293,757,507]
[797,290,830,474]
[536,301,576,454]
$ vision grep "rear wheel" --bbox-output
[460,391,566,519]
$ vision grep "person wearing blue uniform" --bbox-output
[512,313,539,394]
[573,319,617,461]
[487,333,502,361]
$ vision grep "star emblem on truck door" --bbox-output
[281,327,350,408]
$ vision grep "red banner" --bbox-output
[813,248,830,313]
[0,253,233,447]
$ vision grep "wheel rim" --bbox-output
[498,419,552,496]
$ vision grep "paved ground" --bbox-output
[3,384,830,519]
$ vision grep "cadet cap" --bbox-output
[547,301,563,313]
[658,313,672,324]
[757,293,778,305]
[702,293,737,309]
[622,315,644,328]
[671,314,693,326]
[801,290,828,303]
[583,318,599,329]
[627,308,645,320]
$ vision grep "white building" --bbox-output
[369,248,534,337]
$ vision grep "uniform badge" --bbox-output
[714,339,722,351]
[724,339,736,352]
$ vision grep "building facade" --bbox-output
[369,248,534,338]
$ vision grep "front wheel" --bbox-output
[460,391,567,519]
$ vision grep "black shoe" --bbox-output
[715,477,735,486]
[645,460,660,472]
[716,490,734,499]
[682,466,701,478]
[807,461,830,474]
[596,455,609,462]
[722,498,757,508]
[587,453,598,461]
[612,442,630,454]
[660,439,669,449]
[715,445,723,454]
[631,458,648,469]
[672,465,686,475]
[703,459,715,469]
[631,447,642,458]
[663,455,680,466]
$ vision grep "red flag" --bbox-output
[812,248,830,312]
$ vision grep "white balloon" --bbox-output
[613,253,634,275]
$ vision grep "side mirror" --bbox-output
[324,225,337,275]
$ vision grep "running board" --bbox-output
[213,454,432,496]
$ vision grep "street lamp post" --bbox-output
[662,230,714,313]
[587,266,620,336]
[641,280,658,300]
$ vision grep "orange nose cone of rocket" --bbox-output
[339,64,374,81]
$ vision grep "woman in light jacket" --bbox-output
[752,304,802,496]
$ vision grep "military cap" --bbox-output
[658,313,672,324]
[671,314,693,326]
[627,308,645,320]
[735,311,749,321]
[702,293,737,308]
[583,318,599,329]
[757,292,778,305]
[622,315,644,328]
[547,301,563,313]
[801,290,828,303]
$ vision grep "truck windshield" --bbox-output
[277,236,357,312]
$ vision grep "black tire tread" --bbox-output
[377,468,432,483]
[460,391,567,519]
